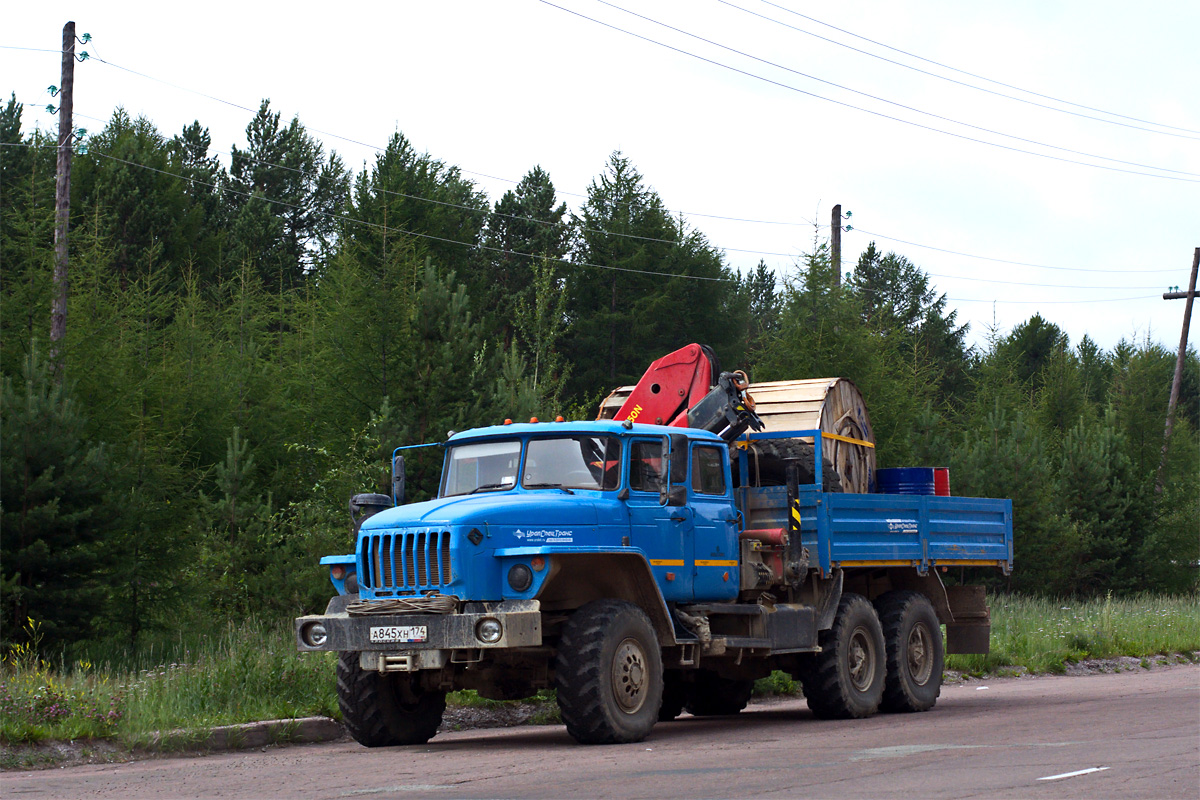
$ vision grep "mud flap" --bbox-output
[945,585,991,654]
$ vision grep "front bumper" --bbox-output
[295,597,542,653]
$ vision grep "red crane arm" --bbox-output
[612,344,718,427]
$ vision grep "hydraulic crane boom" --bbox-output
[609,343,764,441]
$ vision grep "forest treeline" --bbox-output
[2,96,1197,652]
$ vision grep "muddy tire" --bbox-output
[555,599,663,744]
[659,670,687,721]
[684,670,755,716]
[337,652,446,747]
[798,593,885,719]
[875,591,944,712]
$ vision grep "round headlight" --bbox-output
[301,622,328,647]
[476,617,503,644]
[507,563,534,592]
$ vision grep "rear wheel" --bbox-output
[797,593,885,719]
[683,670,755,716]
[555,600,663,744]
[875,591,944,712]
[337,652,446,746]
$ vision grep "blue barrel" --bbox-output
[876,467,936,495]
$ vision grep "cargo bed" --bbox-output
[734,430,1013,577]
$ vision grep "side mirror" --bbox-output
[661,485,687,507]
[392,453,406,505]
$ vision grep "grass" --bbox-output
[2,617,337,747]
[2,593,1197,747]
[945,592,1200,675]
[756,592,1200,697]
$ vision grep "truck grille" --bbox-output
[360,529,453,595]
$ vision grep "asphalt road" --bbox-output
[4,665,1197,800]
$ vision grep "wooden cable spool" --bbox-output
[743,378,876,494]
[597,376,877,493]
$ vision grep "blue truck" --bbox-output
[295,407,1013,745]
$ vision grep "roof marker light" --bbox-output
[530,417,539,423]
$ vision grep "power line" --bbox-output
[2,137,1183,282]
[214,148,807,259]
[0,44,60,53]
[584,0,1198,177]
[948,294,1161,305]
[924,273,1166,290]
[1,140,1168,306]
[82,148,738,283]
[537,0,1199,183]
[717,1,1199,141]
[459,166,822,227]
[753,0,1200,136]
[75,55,818,230]
[848,227,1181,274]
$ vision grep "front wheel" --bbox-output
[555,599,663,744]
[797,593,885,719]
[875,591,944,712]
[337,652,446,747]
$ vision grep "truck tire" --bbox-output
[875,591,943,713]
[683,670,755,716]
[337,652,446,747]
[797,593,885,719]
[659,670,687,721]
[742,440,844,492]
[555,599,663,744]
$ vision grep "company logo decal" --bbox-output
[513,528,574,543]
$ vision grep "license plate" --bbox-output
[369,625,427,644]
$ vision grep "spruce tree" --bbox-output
[1,346,112,648]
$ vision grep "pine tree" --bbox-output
[1,345,112,648]
[0,97,56,377]
[481,165,569,340]
[227,100,350,289]
[848,243,970,406]
[563,152,733,401]
[1057,412,1137,594]
[952,402,1077,595]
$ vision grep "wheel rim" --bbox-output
[847,625,876,692]
[611,637,649,713]
[907,622,934,686]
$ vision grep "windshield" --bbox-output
[440,435,622,496]
[441,440,522,497]
[524,436,621,491]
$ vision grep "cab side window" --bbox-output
[691,445,726,495]
[629,440,663,493]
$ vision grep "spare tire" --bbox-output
[739,440,844,492]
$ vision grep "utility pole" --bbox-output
[830,204,842,287]
[1155,246,1199,494]
[50,20,76,380]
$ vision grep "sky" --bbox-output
[3,0,1197,353]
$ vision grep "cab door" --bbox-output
[625,437,693,601]
[689,443,739,601]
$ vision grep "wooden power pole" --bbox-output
[831,204,842,287]
[50,20,76,378]
[1155,246,1199,493]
